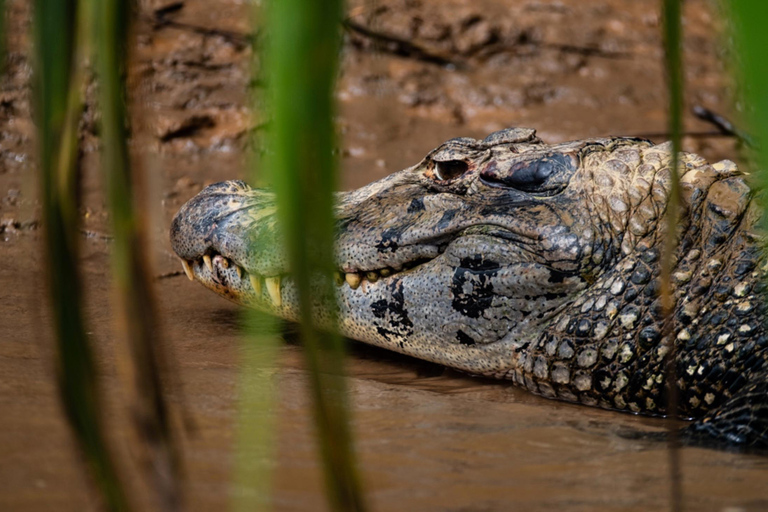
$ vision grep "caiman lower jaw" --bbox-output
[178,247,438,309]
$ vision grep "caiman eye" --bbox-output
[433,160,469,181]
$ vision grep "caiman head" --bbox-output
[170,127,748,376]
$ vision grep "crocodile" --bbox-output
[171,128,768,449]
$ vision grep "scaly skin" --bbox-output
[171,128,768,449]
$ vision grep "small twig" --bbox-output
[627,130,732,140]
[155,270,184,280]
[344,18,631,69]
[150,4,254,48]
[692,105,754,147]
[343,19,462,68]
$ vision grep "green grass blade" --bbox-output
[660,1,684,511]
[660,0,683,405]
[231,311,281,512]
[264,0,367,509]
[33,0,129,510]
[93,0,184,509]
[727,3,768,199]
[230,6,282,509]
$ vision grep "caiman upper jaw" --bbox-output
[170,180,444,309]
[170,180,257,263]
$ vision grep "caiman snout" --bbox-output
[170,180,287,307]
[170,180,252,263]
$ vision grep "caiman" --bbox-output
[170,128,768,449]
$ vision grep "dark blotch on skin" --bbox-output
[456,330,476,346]
[437,209,458,231]
[548,270,569,283]
[407,197,426,213]
[459,255,500,272]
[375,227,401,253]
[451,256,499,318]
[371,299,389,319]
[371,279,414,341]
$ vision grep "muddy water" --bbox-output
[2,0,768,510]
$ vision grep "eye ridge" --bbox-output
[507,158,555,190]
[434,160,469,181]
[480,153,575,195]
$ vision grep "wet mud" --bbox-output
[1,0,767,510]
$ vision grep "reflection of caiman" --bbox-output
[171,128,768,449]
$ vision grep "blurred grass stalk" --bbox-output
[262,0,368,510]
[94,0,184,509]
[231,6,283,510]
[231,311,281,511]
[33,0,129,510]
[35,0,183,508]
[727,3,768,201]
[660,0,683,511]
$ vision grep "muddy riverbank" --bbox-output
[2,0,767,510]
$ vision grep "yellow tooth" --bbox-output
[266,276,282,306]
[181,259,194,281]
[345,272,361,289]
[235,266,243,278]
[249,273,262,295]
[380,268,392,277]
[220,258,229,269]
[365,271,379,283]
[203,254,213,272]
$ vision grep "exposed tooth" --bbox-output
[249,273,262,295]
[365,271,379,283]
[236,266,243,279]
[266,276,282,306]
[181,259,194,281]
[380,268,392,277]
[203,254,213,272]
[334,272,344,287]
[220,258,229,269]
[345,272,361,289]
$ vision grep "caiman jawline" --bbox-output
[178,245,442,307]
